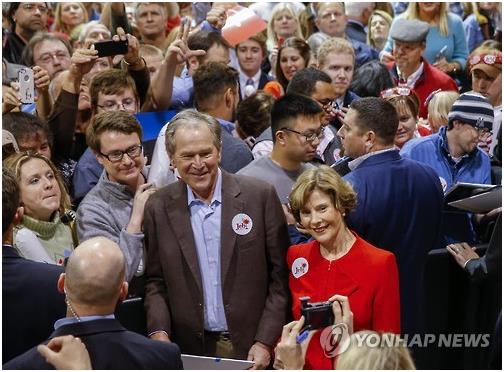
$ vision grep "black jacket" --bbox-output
[3,318,183,369]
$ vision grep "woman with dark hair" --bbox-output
[274,37,311,93]
[350,60,395,97]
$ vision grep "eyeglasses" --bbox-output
[35,51,71,65]
[380,86,412,99]
[97,99,137,112]
[99,144,142,163]
[281,127,325,142]
[469,53,502,68]
[22,3,48,13]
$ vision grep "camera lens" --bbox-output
[24,75,30,82]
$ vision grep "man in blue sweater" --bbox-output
[401,92,494,246]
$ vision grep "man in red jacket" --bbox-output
[385,18,458,119]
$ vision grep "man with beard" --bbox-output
[4,2,49,64]
[401,92,494,246]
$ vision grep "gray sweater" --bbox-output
[76,170,146,282]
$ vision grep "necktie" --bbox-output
[244,78,255,98]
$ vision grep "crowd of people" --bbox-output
[2,1,502,370]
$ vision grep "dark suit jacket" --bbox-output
[3,318,183,369]
[346,20,367,43]
[2,245,66,363]
[466,213,502,281]
[143,171,290,358]
[238,71,273,101]
[344,151,444,335]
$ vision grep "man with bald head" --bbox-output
[4,237,183,370]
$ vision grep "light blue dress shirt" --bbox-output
[187,169,228,331]
[54,314,115,330]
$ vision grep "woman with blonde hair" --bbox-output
[53,3,88,37]
[367,10,393,51]
[266,3,304,76]
[382,3,468,76]
[3,152,76,265]
[336,331,416,370]
[427,90,460,133]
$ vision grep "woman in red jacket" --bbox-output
[287,166,401,370]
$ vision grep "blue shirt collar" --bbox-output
[217,118,235,135]
[54,314,115,330]
[187,169,222,206]
[438,126,472,162]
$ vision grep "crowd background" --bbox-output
[1,1,502,370]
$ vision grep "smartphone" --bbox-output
[18,68,34,104]
[94,39,128,58]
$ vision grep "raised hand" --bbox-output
[166,19,206,65]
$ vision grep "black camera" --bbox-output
[300,296,334,330]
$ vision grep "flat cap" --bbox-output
[390,18,429,43]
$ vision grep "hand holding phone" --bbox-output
[17,68,34,104]
[93,39,128,58]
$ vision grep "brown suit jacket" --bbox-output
[143,171,290,358]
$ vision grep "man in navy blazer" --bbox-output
[4,236,183,370]
[337,98,444,336]
[2,168,66,363]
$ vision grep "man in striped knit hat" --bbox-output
[401,92,495,247]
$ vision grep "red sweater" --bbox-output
[387,59,458,119]
[287,233,401,369]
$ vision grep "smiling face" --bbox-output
[96,131,145,186]
[280,47,306,81]
[19,158,61,221]
[236,39,264,77]
[171,125,221,202]
[394,103,417,148]
[60,2,85,29]
[299,188,346,247]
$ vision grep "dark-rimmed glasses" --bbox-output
[281,127,325,142]
[99,144,143,163]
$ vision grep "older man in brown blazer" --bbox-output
[144,109,290,369]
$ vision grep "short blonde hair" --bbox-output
[428,91,460,126]
[336,331,416,370]
[288,165,356,223]
[266,3,304,51]
[3,152,72,213]
[317,37,355,68]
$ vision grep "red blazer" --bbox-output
[287,233,401,369]
[387,59,458,119]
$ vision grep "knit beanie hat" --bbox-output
[448,92,494,131]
